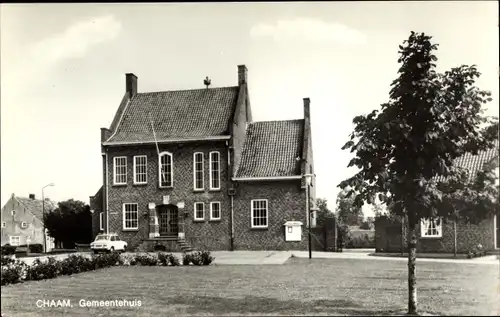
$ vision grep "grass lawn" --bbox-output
[1,258,498,316]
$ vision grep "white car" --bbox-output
[90,233,127,254]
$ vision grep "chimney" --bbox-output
[303,98,310,120]
[29,194,35,200]
[126,73,138,98]
[238,65,248,85]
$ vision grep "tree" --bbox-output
[372,201,386,218]
[359,216,375,230]
[338,31,498,315]
[315,198,334,227]
[44,199,92,249]
[335,188,364,226]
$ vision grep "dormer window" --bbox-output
[21,222,28,229]
[159,152,173,188]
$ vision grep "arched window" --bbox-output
[159,152,173,188]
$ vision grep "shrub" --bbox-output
[1,244,17,256]
[467,244,487,259]
[190,252,203,266]
[135,254,158,266]
[182,253,191,265]
[1,256,28,285]
[26,257,60,281]
[168,254,180,266]
[59,255,94,275]
[199,251,214,265]
[158,252,169,266]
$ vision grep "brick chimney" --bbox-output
[29,194,35,200]
[303,98,310,120]
[238,65,247,85]
[126,73,138,98]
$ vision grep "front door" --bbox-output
[158,205,178,237]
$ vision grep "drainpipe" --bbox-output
[105,152,109,234]
[453,220,457,258]
[227,143,234,251]
[230,195,234,251]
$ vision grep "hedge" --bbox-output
[1,251,214,286]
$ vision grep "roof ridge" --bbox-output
[136,86,239,95]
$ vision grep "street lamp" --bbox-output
[42,183,55,253]
[303,173,315,259]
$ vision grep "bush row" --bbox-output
[1,244,44,255]
[1,251,214,286]
[345,234,375,249]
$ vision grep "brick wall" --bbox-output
[375,215,496,253]
[104,141,231,250]
[89,187,103,240]
[232,180,308,250]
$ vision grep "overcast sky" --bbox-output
[1,2,498,217]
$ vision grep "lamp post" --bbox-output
[303,173,315,259]
[42,183,55,253]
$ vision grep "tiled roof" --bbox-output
[235,120,304,178]
[15,197,57,221]
[106,87,239,144]
[435,140,499,182]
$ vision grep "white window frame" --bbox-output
[209,151,221,190]
[210,201,221,221]
[251,199,268,229]
[194,202,205,221]
[99,212,104,231]
[1,221,6,228]
[420,217,442,238]
[113,156,127,185]
[122,203,139,230]
[193,152,204,191]
[133,155,148,184]
[9,236,20,246]
[21,221,28,229]
[158,151,173,188]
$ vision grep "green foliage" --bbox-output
[182,253,191,265]
[168,254,181,266]
[1,258,28,285]
[338,31,498,226]
[199,251,215,265]
[134,254,158,266]
[335,189,364,226]
[44,199,92,248]
[157,253,180,266]
[315,198,334,227]
[345,233,375,249]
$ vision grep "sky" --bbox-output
[1,2,499,218]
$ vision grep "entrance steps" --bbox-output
[136,237,195,253]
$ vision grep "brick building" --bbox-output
[1,194,56,250]
[90,65,321,251]
[375,141,499,254]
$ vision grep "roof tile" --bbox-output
[15,197,57,221]
[235,120,304,178]
[106,87,239,144]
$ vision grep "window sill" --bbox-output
[420,236,442,239]
[250,227,269,231]
[193,219,205,223]
[133,183,148,186]
[122,228,139,232]
[193,189,205,193]
[159,186,174,190]
[112,184,127,187]
[209,189,221,192]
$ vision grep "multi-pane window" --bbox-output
[420,218,442,238]
[123,203,139,230]
[193,152,204,190]
[159,152,173,187]
[99,212,104,231]
[209,151,221,190]
[114,157,127,185]
[133,155,148,184]
[210,202,221,220]
[10,236,20,246]
[21,222,28,229]
[251,199,268,228]
[1,222,5,228]
[194,202,205,221]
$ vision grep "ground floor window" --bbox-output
[251,199,268,228]
[194,202,205,221]
[210,202,221,220]
[9,236,20,246]
[420,217,442,238]
[123,203,139,230]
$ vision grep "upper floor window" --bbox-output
[210,202,221,221]
[114,156,127,185]
[133,155,148,184]
[209,151,221,190]
[194,202,205,221]
[420,218,442,238]
[99,212,104,231]
[251,199,268,228]
[21,222,28,229]
[122,203,139,230]
[1,221,5,228]
[159,152,173,188]
[193,152,204,191]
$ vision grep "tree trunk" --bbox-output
[407,220,418,315]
